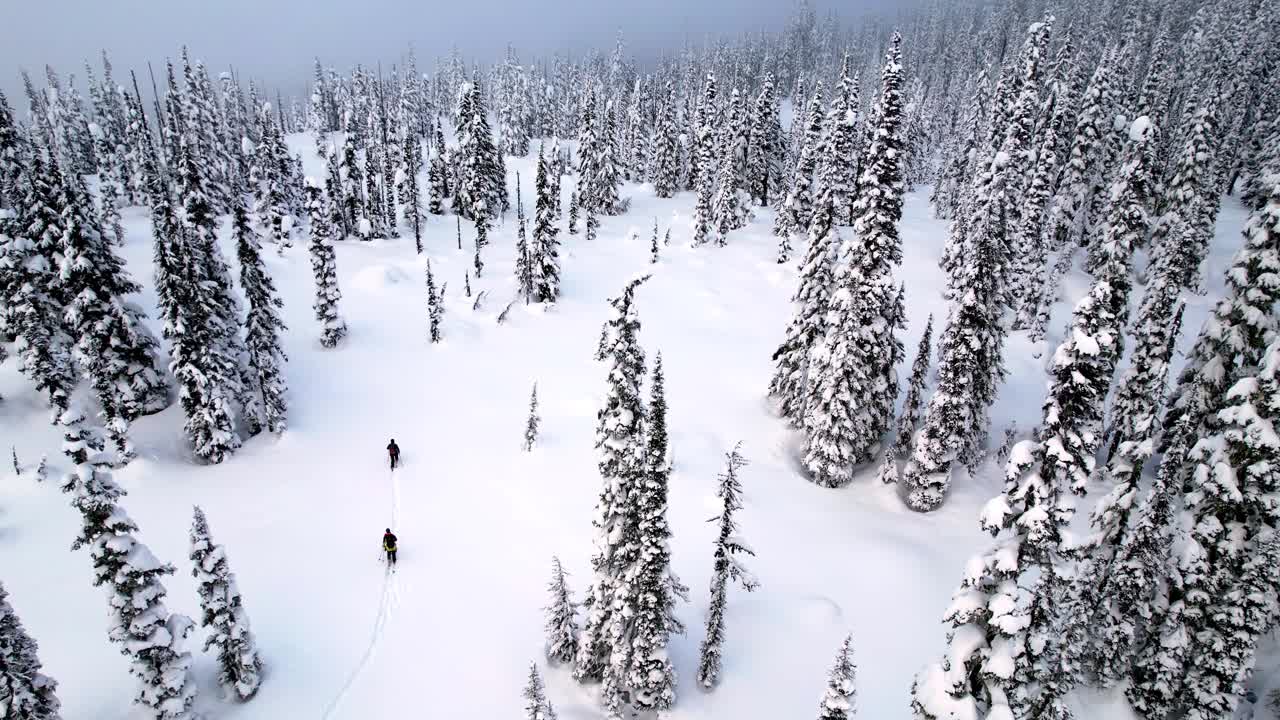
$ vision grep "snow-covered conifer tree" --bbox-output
[575,275,650,686]
[0,580,62,720]
[746,73,785,207]
[189,506,263,700]
[305,178,347,348]
[232,185,287,435]
[769,193,837,425]
[425,259,442,343]
[58,168,168,458]
[544,556,579,666]
[802,34,907,487]
[532,147,561,303]
[773,84,824,240]
[522,383,540,451]
[522,663,557,720]
[651,82,680,199]
[567,190,579,234]
[877,315,933,484]
[626,351,679,712]
[63,433,198,720]
[696,443,757,689]
[816,635,857,720]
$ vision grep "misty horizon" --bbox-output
[0,0,904,104]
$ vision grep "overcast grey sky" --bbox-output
[0,0,891,103]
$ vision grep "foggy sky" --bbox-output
[0,0,889,104]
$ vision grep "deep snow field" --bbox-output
[0,135,1264,719]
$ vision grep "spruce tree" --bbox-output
[523,383,540,451]
[189,506,263,700]
[0,581,62,720]
[425,259,442,344]
[1148,99,1219,293]
[1048,52,1115,250]
[170,136,243,464]
[3,152,76,416]
[626,351,678,712]
[305,179,348,348]
[821,56,862,225]
[696,443,757,689]
[816,635,857,720]
[233,184,288,435]
[773,84,824,240]
[877,314,933,485]
[544,556,579,666]
[532,148,561,303]
[769,193,837,426]
[427,147,446,216]
[746,73,785,207]
[58,167,168,459]
[802,34,906,488]
[651,82,680,199]
[575,275,650,687]
[514,172,534,303]
[522,663,557,720]
[402,131,424,253]
[567,191,579,234]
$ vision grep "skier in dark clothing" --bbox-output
[383,529,398,565]
[387,439,400,469]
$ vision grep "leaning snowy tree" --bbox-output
[63,422,198,720]
[696,443,758,690]
[305,178,348,348]
[189,506,264,700]
[232,182,288,435]
[816,635,857,720]
[0,580,62,720]
[544,556,580,666]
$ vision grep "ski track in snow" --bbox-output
[319,467,404,720]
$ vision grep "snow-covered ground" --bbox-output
[0,136,1261,719]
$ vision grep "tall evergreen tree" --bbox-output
[189,507,263,700]
[58,169,168,459]
[544,556,579,666]
[305,179,348,348]
[574,275,650,691]
[774,84,824,240]
[171,136,243,464]
[626,351,678,712]
[696,443,757,689]
[651,82,680,199]
[746,73,785,207]
[2,152,76,416]
[532,147,561,303]
[802,35,907,488]
[820,56,862,225]
[0,581,62,720]
[232,185,288,435]
[402,131,425,253]
[769,193,837,425]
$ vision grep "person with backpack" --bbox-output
[387,439,400,469]
[382,528,398,565]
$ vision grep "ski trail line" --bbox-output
[318,468,403,720]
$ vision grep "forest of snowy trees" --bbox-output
[1,0,1279,717]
